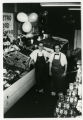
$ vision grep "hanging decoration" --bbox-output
[28,13,38,23]
[22,22,32,33]
[17,12,38,36]
[17,12,28,22]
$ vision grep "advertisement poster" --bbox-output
[3,12,14,41]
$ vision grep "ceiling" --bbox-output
[3,3,81,35]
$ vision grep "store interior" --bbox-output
[3,2,82,118]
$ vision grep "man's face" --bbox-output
[38,43,44,51]
[55,45,60,53]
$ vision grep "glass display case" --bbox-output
[3,46,35,114]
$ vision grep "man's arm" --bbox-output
[48,53,54,76]
[29,51,36,67]
[64,54,67,74]
[29,57,35,67]
[64,64,67,75]
[62,54,67,76]
[49,62,52,76]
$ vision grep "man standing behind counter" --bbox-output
[49,43,67,96]
[29,42,49,93]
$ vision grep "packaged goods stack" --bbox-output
[54,61,82,118]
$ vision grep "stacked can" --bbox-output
[76,66,82,99]
[58,93,64,102]
[67,83,78,108]
[54,83,78,117]
[54,102,64,117]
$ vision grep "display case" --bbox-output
[3,50,36,114]
[4,68,35,114]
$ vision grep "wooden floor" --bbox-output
[4,86,58,118]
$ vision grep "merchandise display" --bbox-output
[3,45,31,90]
[40,37,68,50]
[4,51,30,70]
[3,68,21,90]
[54,62,82,118]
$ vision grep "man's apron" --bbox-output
[51,53,65,93]
[35,53,46,90]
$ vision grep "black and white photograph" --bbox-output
[1,0,82,119]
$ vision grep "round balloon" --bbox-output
[22,22,32,33]
[17,12,28,22]
[28,13,38,23]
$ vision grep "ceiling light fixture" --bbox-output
[68,8,81,10]
[40,2,81,7]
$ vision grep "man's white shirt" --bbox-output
[30,49,49,62]
[49,52,67,66]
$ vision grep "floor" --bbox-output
[4,86,58,118]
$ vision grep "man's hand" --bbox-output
[49,72,52,76]
[62,72,66,77]
[29,59,34,68]
[46,60,49,63]
[46,57,49,63]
